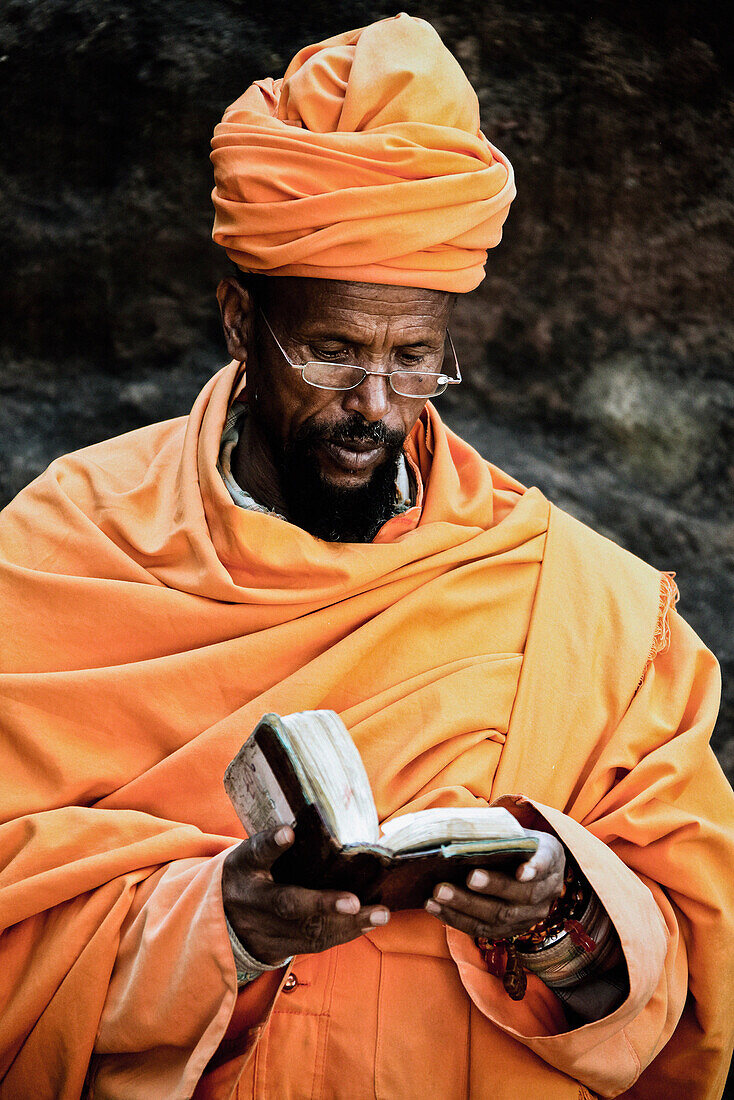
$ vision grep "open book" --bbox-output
[224,710,537,909]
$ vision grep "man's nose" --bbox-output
[342,371,392,422]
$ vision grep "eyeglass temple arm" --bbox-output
[444,331,461,383]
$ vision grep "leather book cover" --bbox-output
[270,802,537,910]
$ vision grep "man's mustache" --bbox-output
[295,415,404,450]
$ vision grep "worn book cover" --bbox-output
[225,711,537,909]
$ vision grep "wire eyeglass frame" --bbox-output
[258,310,461,399]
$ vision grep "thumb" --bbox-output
[244,825,294,871]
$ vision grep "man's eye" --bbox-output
[399,350,432,367]
[311,346,348,361]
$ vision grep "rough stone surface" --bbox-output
[0,0,732,779]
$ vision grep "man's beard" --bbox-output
[276,415,406,543]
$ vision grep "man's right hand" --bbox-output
[222,825,391,967]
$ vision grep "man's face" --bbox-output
[245,277,454,541]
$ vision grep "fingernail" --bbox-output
[424,899,440,915]
[435,885,453,902]
[275,827,292,846]
[517,864,536,881]
[369,909,390,926]
[469,870,490,889]
[335,896,360,915]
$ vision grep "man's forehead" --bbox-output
[265,276,454,330]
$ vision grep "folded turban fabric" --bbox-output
[210,13,515,292]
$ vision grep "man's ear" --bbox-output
[216,277,254,362]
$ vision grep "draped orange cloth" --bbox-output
[0,362,732,1098]
[210,14,515,292]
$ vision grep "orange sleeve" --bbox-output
[88,849,283,1100]
[449,610,734,1099]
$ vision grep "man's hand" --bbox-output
[424,829,565,940]
[222,825,390,966]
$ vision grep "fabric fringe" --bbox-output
[637,571,680,690]
[650,571,680,663]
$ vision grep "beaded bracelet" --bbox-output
[476,859,597,1001]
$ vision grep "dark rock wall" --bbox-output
[1,0,732,775]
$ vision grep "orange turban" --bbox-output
[210,14,515,293]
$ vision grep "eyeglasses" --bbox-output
[258,311,461,399]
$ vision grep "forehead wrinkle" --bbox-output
[319,288,446,307]
[322,299,447,319]
[270,278,453,350]
[272,276,451,316]
[294,316,446,350]
[316,295,451,323]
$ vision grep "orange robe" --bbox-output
[0,361,731,1099]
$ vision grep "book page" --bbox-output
[379,806,526,854]
[280,711,379,846]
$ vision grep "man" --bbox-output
[0,14,731,1100]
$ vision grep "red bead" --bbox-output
[485,940,507,976]
[566,919,596,952]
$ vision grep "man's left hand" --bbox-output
[424,829,566,940]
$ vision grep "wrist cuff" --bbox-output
[224,912,293,988]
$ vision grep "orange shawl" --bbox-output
[0,362,731,1098]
